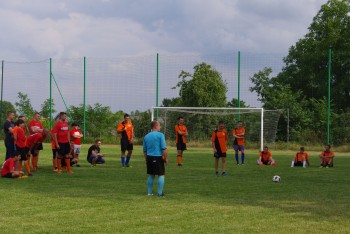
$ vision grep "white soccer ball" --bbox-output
[272,175,281,183]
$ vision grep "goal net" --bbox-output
[151,107,282,150]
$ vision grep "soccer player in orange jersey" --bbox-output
[291,146,309,168]
[232,121,245,165]
[319,144,335,168]
[117,114,134,167]
[257,146,276,166]
[212,121,228,176]
[175,116,188,166]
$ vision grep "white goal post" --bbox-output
[151,107,270,151]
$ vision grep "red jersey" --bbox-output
[175,124,188,144]
[26,133,44,148]
[70,129,82,145]
[260,151,272,161]
[52,121,69,143]
[233,127,245,146]
[29,120,43,135]
[211,129,228,153]
[1,158,15,176]
[117,121,133,140]
[16,127,27,148]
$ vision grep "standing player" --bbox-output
[70,122,83,167]
[291,146,309,168]
[232,120,245,165]
[117,114,134,167]
[14,119,32,176]
[28,112,44,171]
[3,111,15,160]
[143,121,168,197]
[319,144,335,168]
[1,151,23,178]
[52,112,72,174]
[257,146,276,166]
[212,121,228,176]
[175,116,188,166]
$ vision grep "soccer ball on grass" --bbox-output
[272,175,281,183]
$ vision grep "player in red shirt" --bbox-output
[52,112,72,174]
[257,146,276,166]
[1,151,23,178]
[175,116,188,166]
[319,144,335,168]
[28,112,44,171]
[14,119,32,176]
[211,121,228,176]
[291,146,309,168]
[70,122,83,167]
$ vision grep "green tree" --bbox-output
[175,62,228,107]
[281,0,350,110]
[41,98,56,119]
[15,92,35,118]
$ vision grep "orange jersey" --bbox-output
[260,151,272,161]
[175,124,188,144]
[117,121,134,140]
[211,129,228,153]
[13,126,19,145]
[296,152,308,161]
[233,127,245,146]
[320,151,335,163]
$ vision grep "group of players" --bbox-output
[2,111,336,179]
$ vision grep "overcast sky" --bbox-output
[0,0,329,114]
[0,0,328,60]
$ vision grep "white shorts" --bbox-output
[73,145,81,155]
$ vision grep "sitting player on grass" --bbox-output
[257,146,276,166]
[291,146,309,168]
[319,144,335,168]
[87,140,105,166]
[1,151,23,178]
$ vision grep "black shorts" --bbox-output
[31,142,43,155]
[58,143,71,157]
[17,147,29,161]
[146,156,165,175]
[52,149,58,158]
[294,161,303,167]
[121,139,133,151]
[2,173,13,178]
[261,160,271,165]
[214,152,226,158]
[176,143,187,151]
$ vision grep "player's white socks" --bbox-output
[291,161,294,167]
[303,161,306,168]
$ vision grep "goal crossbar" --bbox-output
[151,107,264,150]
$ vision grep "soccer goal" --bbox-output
[151,107,282,150]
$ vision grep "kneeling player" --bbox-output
[291,146,309,168]
[257,146,276,166]
[1,151,23,178]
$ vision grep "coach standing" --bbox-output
[4,111,15,160]
[143,121,168,197]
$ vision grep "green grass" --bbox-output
[1,144,350,233]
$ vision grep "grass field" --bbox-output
[1,144,350,233]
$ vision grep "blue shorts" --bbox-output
[88,155,106,164]
[233,145,244,151]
